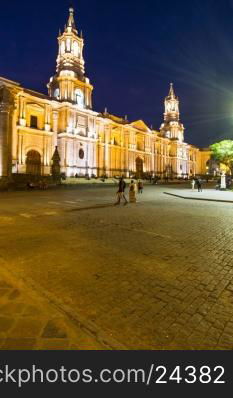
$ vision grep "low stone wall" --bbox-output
[0,174,60,191]
[0,178,10,191]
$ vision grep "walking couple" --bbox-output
[114,177,137,205]
[191,177,203,192]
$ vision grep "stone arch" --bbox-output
[24,145,43,159]
[26,150,42,175]
[74,89,84,107]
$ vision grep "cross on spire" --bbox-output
[168,82,175,98]
[66,6,78,34]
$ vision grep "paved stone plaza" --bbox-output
[0,184,233,350]
[164,187,233,203]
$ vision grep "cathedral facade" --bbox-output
[0,7,208,183]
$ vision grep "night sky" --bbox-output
[1,0,233,148]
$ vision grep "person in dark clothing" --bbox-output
[196,178,202,192]
[114,177,128,205]
[226,177,232,189]
[27,181,35,190]
[215,178,221,190]
[137,180,143,194]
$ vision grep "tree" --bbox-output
[210,140,233,175]
[51,146,61,182]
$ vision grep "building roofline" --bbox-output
[199,147,211,151]
[0,76,21,87]
[23,88,50,100]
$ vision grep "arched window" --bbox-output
[66,39,71,52]
[61,41,65,55]
[79,149,84,159]
[54,88,60,99]
[75,89,84,108]
[73,41,79,56]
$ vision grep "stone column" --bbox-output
[19,96,26,127]
[84,86,88,108]
[104,125,110,176]
[11,101,18,168]
[150,139,154,175]
[0,104,11,178]
[52,111,59,147]
[124,132,129,177]
[86,141,89,175]
[90,90,93,109]
[92,141,97,176]
[45,105,51,132]
[0,88,15,180]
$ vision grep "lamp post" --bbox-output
[205,165,210,183]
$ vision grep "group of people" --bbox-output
[191,178,203,192]
[26,180,48,190]
[114,178,143,205]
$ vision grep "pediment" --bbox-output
[130,120,151,132]
[26,102,44,111]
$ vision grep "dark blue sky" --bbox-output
[1,0,233,147]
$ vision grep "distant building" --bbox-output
[0,7,209,182]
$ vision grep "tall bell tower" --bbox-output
[48,7,93,109]
[160,83,184,142]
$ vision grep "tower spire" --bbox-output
[168,82,175,98]
[47,6,93,109]
[164,83,179,120]
[66,6,78,34]
[159,83,184,142]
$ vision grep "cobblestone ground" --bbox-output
[0,184,233,350]
[0,264,111,350]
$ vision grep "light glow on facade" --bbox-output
[0,8,210,180]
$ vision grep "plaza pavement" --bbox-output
[164,186,233,203]
[0,265,108,350]
[0,183,233,350]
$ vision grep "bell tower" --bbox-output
[48,7,93,108]
[164,83,179,122]
[160,83,184,142]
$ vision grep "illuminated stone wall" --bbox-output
[0,76,206,179]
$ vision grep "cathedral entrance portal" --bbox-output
[136,157,143,178]
[26,150,42,175]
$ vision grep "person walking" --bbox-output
[137,179,143,194]
[114,177,128,205]
[129,180,137,203]
[191,178,195,191]
[196,178,202,192]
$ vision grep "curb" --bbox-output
[163,192,233,204]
